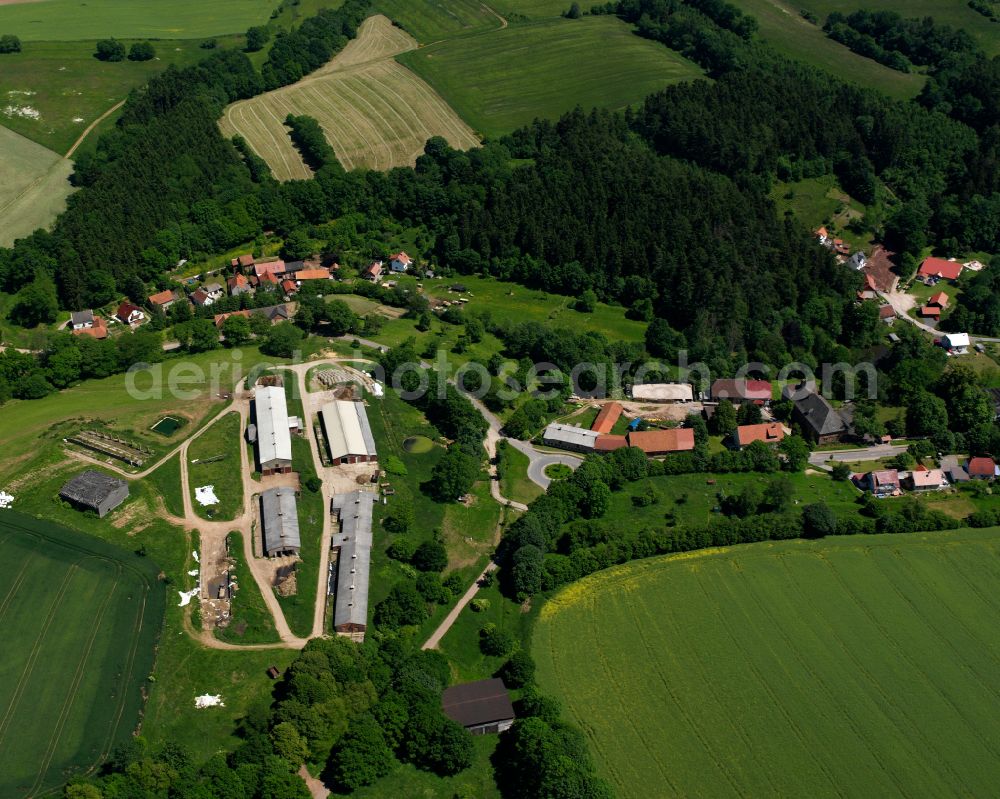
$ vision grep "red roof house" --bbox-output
[282,279,298,295]
[72,315,108,339]
[148,289,178,310]
[116,302,145,326]
[710,379,772,404]
[735,423,785,448]
[254,260,286,279]
[967,457,997,479]
[231,253,255,270]
[879,305,896,321]
[363,261,383,282]
[918,257,963,281]
[626,428,695,455]
[920,305,942,319]
[297,268,332,281]
[591,402,623,435]
[928,292,949,308]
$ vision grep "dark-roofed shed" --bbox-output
[442,678,515,735]
[59,470,129,517]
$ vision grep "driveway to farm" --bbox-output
[808,443,910,471]
[880,289,1000,343]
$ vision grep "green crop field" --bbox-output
[727,0,925,98]
[0,124,73,247]
[399,16,704,137]
[797,0,1000,56]
[0,0,272,41]
[373,0,502,42]
[0,38,243,153]
[535,528,1000,798]
[491,0,569,19]
[0,511,162,798]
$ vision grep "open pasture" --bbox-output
[0,124,73,247]
[0,511,161,798]
[0,0,272,41]
[0,38,243,153]
[373,0,502,42]
[727,0,925,98]
[220,15,479,176]
[398,16,704,137]
[535,528,1000,798]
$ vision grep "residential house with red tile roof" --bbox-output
[626,428,695,455]
[710,379,772,405]
[918,257,962,282]
[390,252,413,273]
[116,302,145,327]
[734,423,785,448]
[967,457,997,479]
[148,289,179,311]
[363,261,383,282]
[227,274,252,296]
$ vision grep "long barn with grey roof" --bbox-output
[254,385,292,475]
[330,490,375,641]
[59,470,129,517]
[260,487,301,557]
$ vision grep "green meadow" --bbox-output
[0,0,272,41]
[187,411,244,521]
[535,528,1000,797]
[399,16,704,137]
[0,124,73,247]
[373,0,501,42]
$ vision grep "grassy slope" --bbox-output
[146,452,184,517]
[730,0,925,98]
[0,513,158,798]
[797,0,1000,56]
[399,16,704,137]
[187,411,244,521]
[0,124,73,247]
[0,37,243,153]
[498,443,542,506]
[535,528,1000,797]
[0,0,272,41]
[216,531,281,644]
[373,0,501,41]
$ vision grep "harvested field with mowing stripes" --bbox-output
[535,529,1000,798]
[0,511,162,798]
[220,15,478,177]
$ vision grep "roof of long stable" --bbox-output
[255,385,292,465]
[332,491,375,629]
[260,487,301,553]
[322,400,377,461]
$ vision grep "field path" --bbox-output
[65,99,125,158]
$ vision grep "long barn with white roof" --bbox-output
[321,400,377,464]
[254,385,292,475]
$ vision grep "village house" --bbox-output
[204,282,224,300]
[72,314,108,339]
[630,383,694,403]
[941,332,970,355]
[231,253,255,271]
[389,252,413,273]
[857,273,878,301]
[282,279,298,296]
[879,305,896,324]
[254,260,286,280]
[861,469,900,497]
[918,257,963,283]
[362,261,384,282]
[832,238,851,256]
[190,289,212,308]
[783,383,847,444]
[920,292,948,320]
[905,469,948,492]
[815,226,828,245]
[227,273,253,297]
[734,422,784,449]
[847,251,867,271]
[710,378,772,405]
[116,302,145,327]
[296,267,332,282]
[148,289,179,312]
[967,456,997,480]
[70,310,95,331]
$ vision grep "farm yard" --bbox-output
[534,529,1000,798]
[0,0,273,41]
[0,124,73,247]
[220,15,479,176]
[0,512,162,799]
[399,16,705,137]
